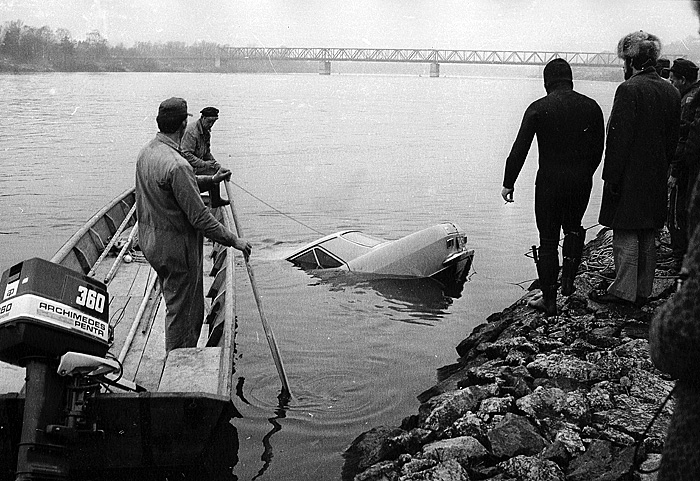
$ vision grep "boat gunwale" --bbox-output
[44,186,237,398]
[51,187,136,266]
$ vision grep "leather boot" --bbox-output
[561,227,584,296]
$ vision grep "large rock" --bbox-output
[422,436,488,468]
[400,459,468,481]
[626,367,674,403]
[592,394,671,440]
[354,460,399,481]
[455,316,510,358]
[446,412,488,442]
[487,413,549,459]
[585,350,636,379]
[515,386,589,422]
[566,440,636,481]
[420,384,499,432]
[479,336,539,359]
[343,426,405,477]
[498,455,565,481]
[527,353,606,383]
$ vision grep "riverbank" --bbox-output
[344,227,678,481]
[0,57,621,79]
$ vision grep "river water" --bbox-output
[0,70,617,479]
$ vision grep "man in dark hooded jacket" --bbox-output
[592,31,680,306]
[502,58,604,316]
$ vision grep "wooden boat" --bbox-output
[0,187,242,480]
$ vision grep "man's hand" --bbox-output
[233,237,252,259]
[501,187,514,203]
[212,167,232,184]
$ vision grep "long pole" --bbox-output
[88,204,137,277]
[224,180,292,398]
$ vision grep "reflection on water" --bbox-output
[251,395,290,481]
[307,269,459,323]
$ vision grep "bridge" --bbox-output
[220,47,623,76]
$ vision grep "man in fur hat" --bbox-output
[592,31,680,306]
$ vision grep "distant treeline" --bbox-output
[0,20,315,73]
[2,19,699,74]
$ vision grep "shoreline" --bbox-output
[344,227,678,481]
[0,59,621,81]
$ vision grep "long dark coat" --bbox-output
[650,179,700,480]
[598,67,680,230]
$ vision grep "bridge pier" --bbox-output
[319,60,331,75]
[430,62,440,78]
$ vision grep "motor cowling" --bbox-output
[0,257,111,367]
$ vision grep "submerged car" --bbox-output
[285,222,475,292]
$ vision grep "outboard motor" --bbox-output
[0,258,115,481]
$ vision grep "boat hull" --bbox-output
[0,392,240,480]
[1,187,243,480]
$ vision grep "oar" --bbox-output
[104,222,139,285]
[223,180,292,399]
[118,271,159,363]
[88,204,137,277]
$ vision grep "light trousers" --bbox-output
[607,228,656,302]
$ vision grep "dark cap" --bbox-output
[200,107,219,118]
[670,58,699,79]
[157,97,192,120]
[656,57,671,68]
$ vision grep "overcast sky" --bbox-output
[2,0,699,53]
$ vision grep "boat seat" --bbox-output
[158,347,222,394]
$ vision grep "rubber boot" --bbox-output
[528,249,559,316]
[561,258,579,296]
[561,227,585,296]
[209,185,230,208]
[528,285,558,316]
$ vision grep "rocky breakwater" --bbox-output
[343,228,679,481]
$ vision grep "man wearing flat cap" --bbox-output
[135,97,252,353]
[181,106,228,207]
[669,58,700,270]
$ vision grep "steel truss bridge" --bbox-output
[222,47,622,67]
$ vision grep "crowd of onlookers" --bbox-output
[500,29,700,479]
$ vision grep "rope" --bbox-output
[228,180,326,236]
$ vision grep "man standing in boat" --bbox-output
[136,97,252,352]
[181,106,229,208]
[501,58,605,316]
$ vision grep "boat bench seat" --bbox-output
[157,347,222,394]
